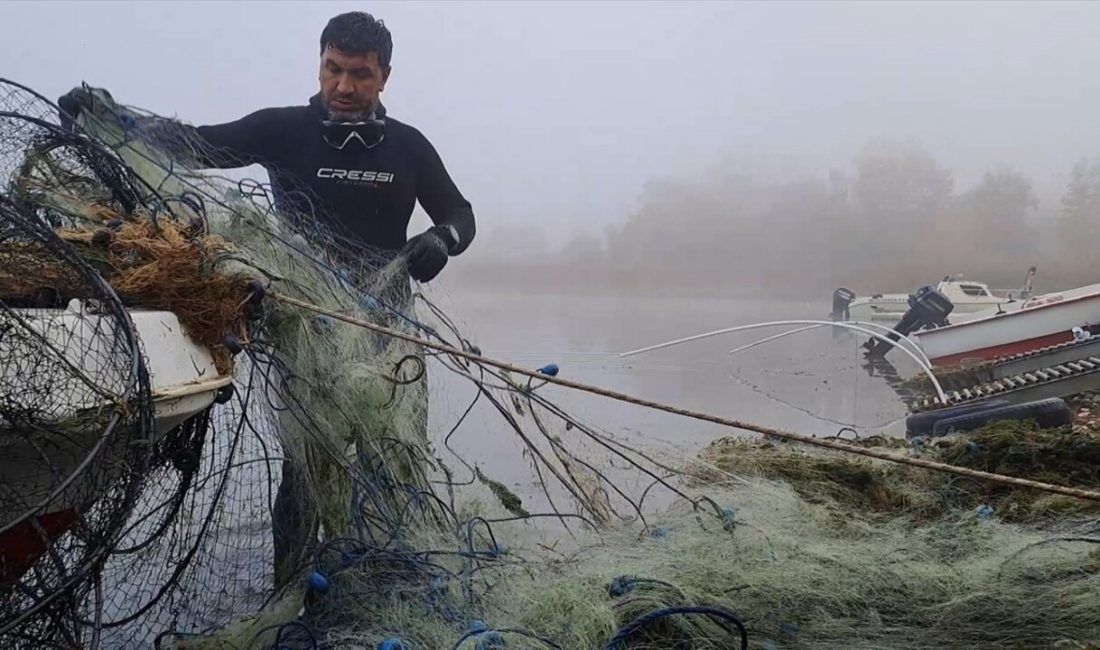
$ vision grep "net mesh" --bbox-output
[0,190,153,645]
[0,78,1097,650]
[0,79,642,649]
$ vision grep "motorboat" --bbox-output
[913,282,1100,367]
[844,268,1036,323]
[0,302,232,584]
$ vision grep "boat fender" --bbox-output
[905,399,1010,439]
[930,398,1071,437]
[379,640,407,650]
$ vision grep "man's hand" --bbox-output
[402,226,455,283]
[57,86,119,130]
[57,87,95,119]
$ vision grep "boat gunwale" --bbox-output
[914,289,1100,339]
[0,374,233,441]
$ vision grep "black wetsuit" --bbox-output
[165,95,473,586]
[179,94,475,262]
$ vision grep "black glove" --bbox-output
[57,86,115,130]
[402,226,455,283]
[58,87,91,118]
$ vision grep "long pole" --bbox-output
[271,293,1100,504]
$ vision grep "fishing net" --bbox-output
[0,193,153,646]
[0,77,1097,650]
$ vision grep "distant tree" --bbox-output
[1059,158,1100,255]
[966,168,1037,221]
[852,141,954,222]
[562,232,605,265]
[844,141,954,278]
[827,169,851,209]
[1061,158,1100,223]
[959,167,1038,256]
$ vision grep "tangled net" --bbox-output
[0,77,1098,650]
[0,193,153,645]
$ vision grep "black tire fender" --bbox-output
[930,398,1071,437]
[905,399,1010,438]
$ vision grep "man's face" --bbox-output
[319,46,390,121]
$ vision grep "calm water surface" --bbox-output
[426,289,914,493]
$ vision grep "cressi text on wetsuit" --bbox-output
[177,95,475,263]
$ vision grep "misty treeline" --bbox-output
[454,141,1100,299]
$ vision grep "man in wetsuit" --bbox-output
[59,11,475,587]
[60,11,475,287]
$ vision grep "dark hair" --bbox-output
[319,12,393,68]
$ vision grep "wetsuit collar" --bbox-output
[308,94,387,121]
[310,94,387,150]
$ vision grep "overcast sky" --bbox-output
[3,1,1100,247]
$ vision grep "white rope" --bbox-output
[727,319,931,367]
[619,320,947,404]
[727,325,821,357]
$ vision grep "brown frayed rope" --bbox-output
[271,292,1100,505]
[59,215,252,374]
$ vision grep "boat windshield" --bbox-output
[959,284,991,297]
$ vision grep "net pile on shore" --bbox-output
[0,79,1098,650]
[698,420,1100,523]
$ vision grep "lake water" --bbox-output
[425,289,913,495]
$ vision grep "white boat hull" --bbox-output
[849,297,1008,323]
[0,305,231,583]
[846,276,1024,324]
[914,284,1100,366]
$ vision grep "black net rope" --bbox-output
[0,78,749,650]
[0,191,154,647]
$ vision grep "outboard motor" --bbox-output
[865,285,954,358]
[830,287,855,321]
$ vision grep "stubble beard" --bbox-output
[325,99,376,123]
